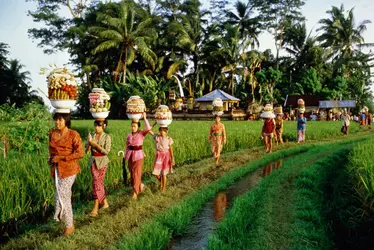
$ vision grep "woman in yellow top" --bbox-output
[208,115,227,166]
[86,119,111,217]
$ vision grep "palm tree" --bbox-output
[317,4,374,61]
[168,2,209,94]
[225,0,261,50]
[242,50,264,103]
[2,60,33,106]
[0,43,9,70]
[90,1,157,84]
[212,24,244,95]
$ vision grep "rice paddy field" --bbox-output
[1,119,374,249]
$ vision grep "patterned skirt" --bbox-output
[152,151,173,176]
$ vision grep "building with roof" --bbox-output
[195,89,240,111]
[284,95,323,112]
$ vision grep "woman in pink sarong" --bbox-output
[149,126,175,192]
[86,119,111,217]
[125,112,151,200]
[208,116,227,166]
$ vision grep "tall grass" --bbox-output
[0,120,363,224]
[347,138,374,212]
[207,139,363,250]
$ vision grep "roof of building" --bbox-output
[195,89,240,102]
[284,95,323,107]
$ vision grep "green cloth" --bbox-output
[213,133,222,136]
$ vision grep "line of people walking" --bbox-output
[48,112,175,235]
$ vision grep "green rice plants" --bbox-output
[0,120,368,233]
[207,143,356,250]
[347,138,374,213]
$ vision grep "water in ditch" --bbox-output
[169,159,283,250]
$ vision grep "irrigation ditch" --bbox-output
[169,159,284,250]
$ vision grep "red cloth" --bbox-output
[92,152,105,157]
[128,155,144,194]
[91,163,107,202]
[263,119,275,134]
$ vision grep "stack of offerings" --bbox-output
[44,66,78,113]
[274,106,283,116]
[361,106,369,113]
[88,88,111,119]
[260,104,275,119]
[212,98,224,116]
[155,105,173,127]
[126,96,146,121]
[298,99,305,114]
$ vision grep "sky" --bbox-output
[0,0,374,105]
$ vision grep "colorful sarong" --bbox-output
[91,163,107,202]
[54,169,76,227]
[128,156,144,194]
[152,151,172,176]
[211,139,223,158]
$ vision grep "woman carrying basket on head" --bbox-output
[49,112,84,236]
[125,112,151,200]
[86,119,111,217]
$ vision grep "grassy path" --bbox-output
[207,140,362,250]
[1,132,372,249]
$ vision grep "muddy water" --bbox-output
[169,159,283,250]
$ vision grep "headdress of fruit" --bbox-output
[155,105,172,120]
[41,65,78,100]
[89,88,111,113]
[297,99,305,113]
[126,96,146,113]
[212,97,223,107]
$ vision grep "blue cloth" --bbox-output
[361,113,366,120]
[297,117,306,131]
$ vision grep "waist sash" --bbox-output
[129,145,143,150]
[92,151,105,157]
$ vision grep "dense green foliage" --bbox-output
[0,103,52,153]
[23,0,373,115]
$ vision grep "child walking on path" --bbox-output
[149,125,175,192]
[274,107,284,145]
[297,112,307,143]
[260,104,276,153]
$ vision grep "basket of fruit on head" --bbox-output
[42,66,78,110]
[89,88,111,119]
[155,105,172,127]
[126,96,146,121]
[212,97,224,116]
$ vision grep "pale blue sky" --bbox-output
[0,0,373,105]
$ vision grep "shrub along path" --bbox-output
[1,132,373,249]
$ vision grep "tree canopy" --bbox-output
[17,0,374,114]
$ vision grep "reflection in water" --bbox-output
[170,159,284,250]
[262,159,283,177]
[214,192,227,222]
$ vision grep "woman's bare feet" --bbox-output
[131,192,137,200]
[63,224,75,236]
